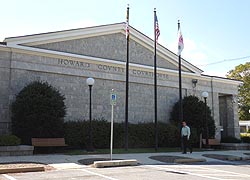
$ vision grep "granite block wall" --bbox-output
[0,49,11,134]
[0,45,240,138]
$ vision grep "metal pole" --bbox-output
[178,20,183,123]
[200,103,203,149]
[110,104,114,160]
[89,85,93,151]
[178,55,183,122]
[154,9,158,152]
[125,5,129,151]
[205,97,209,147]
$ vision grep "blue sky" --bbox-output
[0,0,249,77]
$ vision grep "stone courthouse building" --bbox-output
[0,23,241,139]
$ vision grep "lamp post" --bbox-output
[202,91,209,147]
[86,77,95,151]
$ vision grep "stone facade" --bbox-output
[0,48,11,135]
[34,33,191,72]
[0,23,241,139]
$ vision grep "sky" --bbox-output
[0,0,249,77]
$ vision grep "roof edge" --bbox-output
[4,22,124,42]
[202,74,243,84]
[4,22,203,74]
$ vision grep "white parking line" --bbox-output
[180,164,250,177]
[80,168,119,180]
[2,174,17,180]
[145,165,225,180]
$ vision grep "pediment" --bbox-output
[4,23,203,74]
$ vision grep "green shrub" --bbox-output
[241,136,250,143]
[189,127,200,147]
[0,135,21,146]
[240,133,250,143]
[158,123,180,147]
[113,122,125,148]
[170,95,216,138]
[128,123,155,148]
[63,121,88,148]
[221,136,241,143]
[11,81,66,144]
[64,120,184,149]
[92,119,111,148]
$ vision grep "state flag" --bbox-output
[178,26,184,55]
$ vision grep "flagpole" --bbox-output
[178,20,183,123]
[125,5,129,151]
[154,8,158,152]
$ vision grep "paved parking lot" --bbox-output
[1,151,250,180]
[1,162,250,180]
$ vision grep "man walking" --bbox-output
[181,121,192,154]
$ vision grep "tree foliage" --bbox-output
[170,96,215,138]
[11,81,66,144]
[227,62,250,120]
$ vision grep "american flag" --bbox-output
[126,6,129,39]
[155,14,160,42]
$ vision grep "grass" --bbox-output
[64,147,204,155]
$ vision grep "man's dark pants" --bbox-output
[182,135,192,153]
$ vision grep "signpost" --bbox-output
[110,89,116,160]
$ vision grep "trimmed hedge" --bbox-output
[221,136,241,143]
[64,120,199,149]
[221,134,250,143]
[0,135,21,146]
[240,133,250,143]
[241,136,250,143]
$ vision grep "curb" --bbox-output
[0,166,45,174]
[227,157,241,161]
[227,156,250,161]
[174,158,206,163]
[93,159,138,168]
[241,156,250,161]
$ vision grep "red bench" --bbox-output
[202,139,220,146]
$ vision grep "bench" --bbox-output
[31,138,67,147]
[202,139,220,146]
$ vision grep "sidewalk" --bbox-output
[0,150,249,168]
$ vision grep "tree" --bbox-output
[227,62,250,120]
[170,96,215,139]
[11,81,66,144]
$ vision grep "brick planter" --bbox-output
[0,145,34,156]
